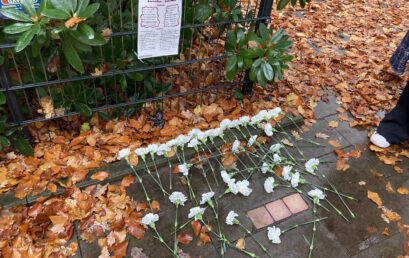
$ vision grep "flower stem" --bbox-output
[308,201,317,258]
[281,217,328,234]
[238,222,272,258]
[126,159,152,210]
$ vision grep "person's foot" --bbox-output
[370,131,391,148]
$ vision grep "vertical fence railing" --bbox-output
[0,0,275,140]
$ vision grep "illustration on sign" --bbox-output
[138,0,182,59]
[0,0,41,19]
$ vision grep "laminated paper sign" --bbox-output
[0,0,41,19]
[138,0,182,59]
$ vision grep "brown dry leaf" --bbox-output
[152,201,160,213]
[200,232,211,243]
[328,140,341,148]
[177,234,194,245]
[385,182,395,193]
[72,169,89,184]
[221,153,236,171]
[367,190,382,206]
[65,17,86,28]
[137,201,149,212]
[383,208,401,222]
[378,154,402,165]
[405,241,409,255]
[394,166,403,174]
[91,67,103,76]
[48,183,57,193]
[315,133,330,139]
[91,171,109,181]
[328,121,338,128]
[367,227,377,233]
[121,175,135,187]
[39,96,55,119]
[338,114,349,122]
[112,241,128,258]
[382,227,390,236]
[236,237,245,249]
[281,138,294,147]
[397,187,409,195]
[191,220,201,237]
[398,223,409,238]
[291,130,301,140]
[369,144,387,153]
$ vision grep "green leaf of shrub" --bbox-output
[4,23,33,34]
[78,23,95,39]
[0,92,5,105]
[194,4,213,23]
[20,0,36,16]
[277,0,291,10]
[0,121,5,133]
[12,135,34,157]
[0,56,4,66]
[50,0,72,14]
[15,24,40,52]
[76,0,90,14]
[79,3,100,18]
[0,8,31,22]
[42,9,71,19]
[262,62,274,81]
[61,37,84,73]
[75,102,92,117]
[0,136,10,147]
[226,55,238,72]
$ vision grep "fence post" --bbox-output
[0,52,26,132]
[241,0,274,95]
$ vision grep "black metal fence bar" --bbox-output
[6,80,250,127]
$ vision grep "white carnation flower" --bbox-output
[264,123,273,137]
[258,110,268,120]
[188,207,205,220]
[305,158,319,173]
[169,191,187,206]
[141,213,159,225]
[229,119,241,129]
[156,144,171,156]
[273,154,281,163]
[308,189,325,203]
[134,147,149,157]
[282,165,292,181]
[267,226,281,244]
[239,116,250,125]
[178,163,189,176]
[264,177,275,193]
[269,107,282,119]
[236,180,252,196]
[147,144,159,153]
[117,148,131,160]
[187,138,200,148]
[291,172,300,187]
[232,140,241,153]
[188,128,203,138]
[175,135,192,145]
[248,135,257,147]
[251,114,262,125]
[269,143,281,153]
[261,162,269,174]
[225,210,239,225]
[200,192,215,205]
[220,119,232,130]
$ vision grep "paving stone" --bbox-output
[324,113,369,146]
[247,207,274,229]
[283,193,308,214]
[265,199,292,221]
[352,233,407,258]
[313,94,340,119]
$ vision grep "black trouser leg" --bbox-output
[378,81,409,144]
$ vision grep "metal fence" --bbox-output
[0,0,274,141]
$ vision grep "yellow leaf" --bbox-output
[367,190,382,206]
[397,187,409,195]
[328,121,338,128]
[236,237,245,249]
[91,67,103,76]
[315,133,329,139]
[385,182,394,193]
